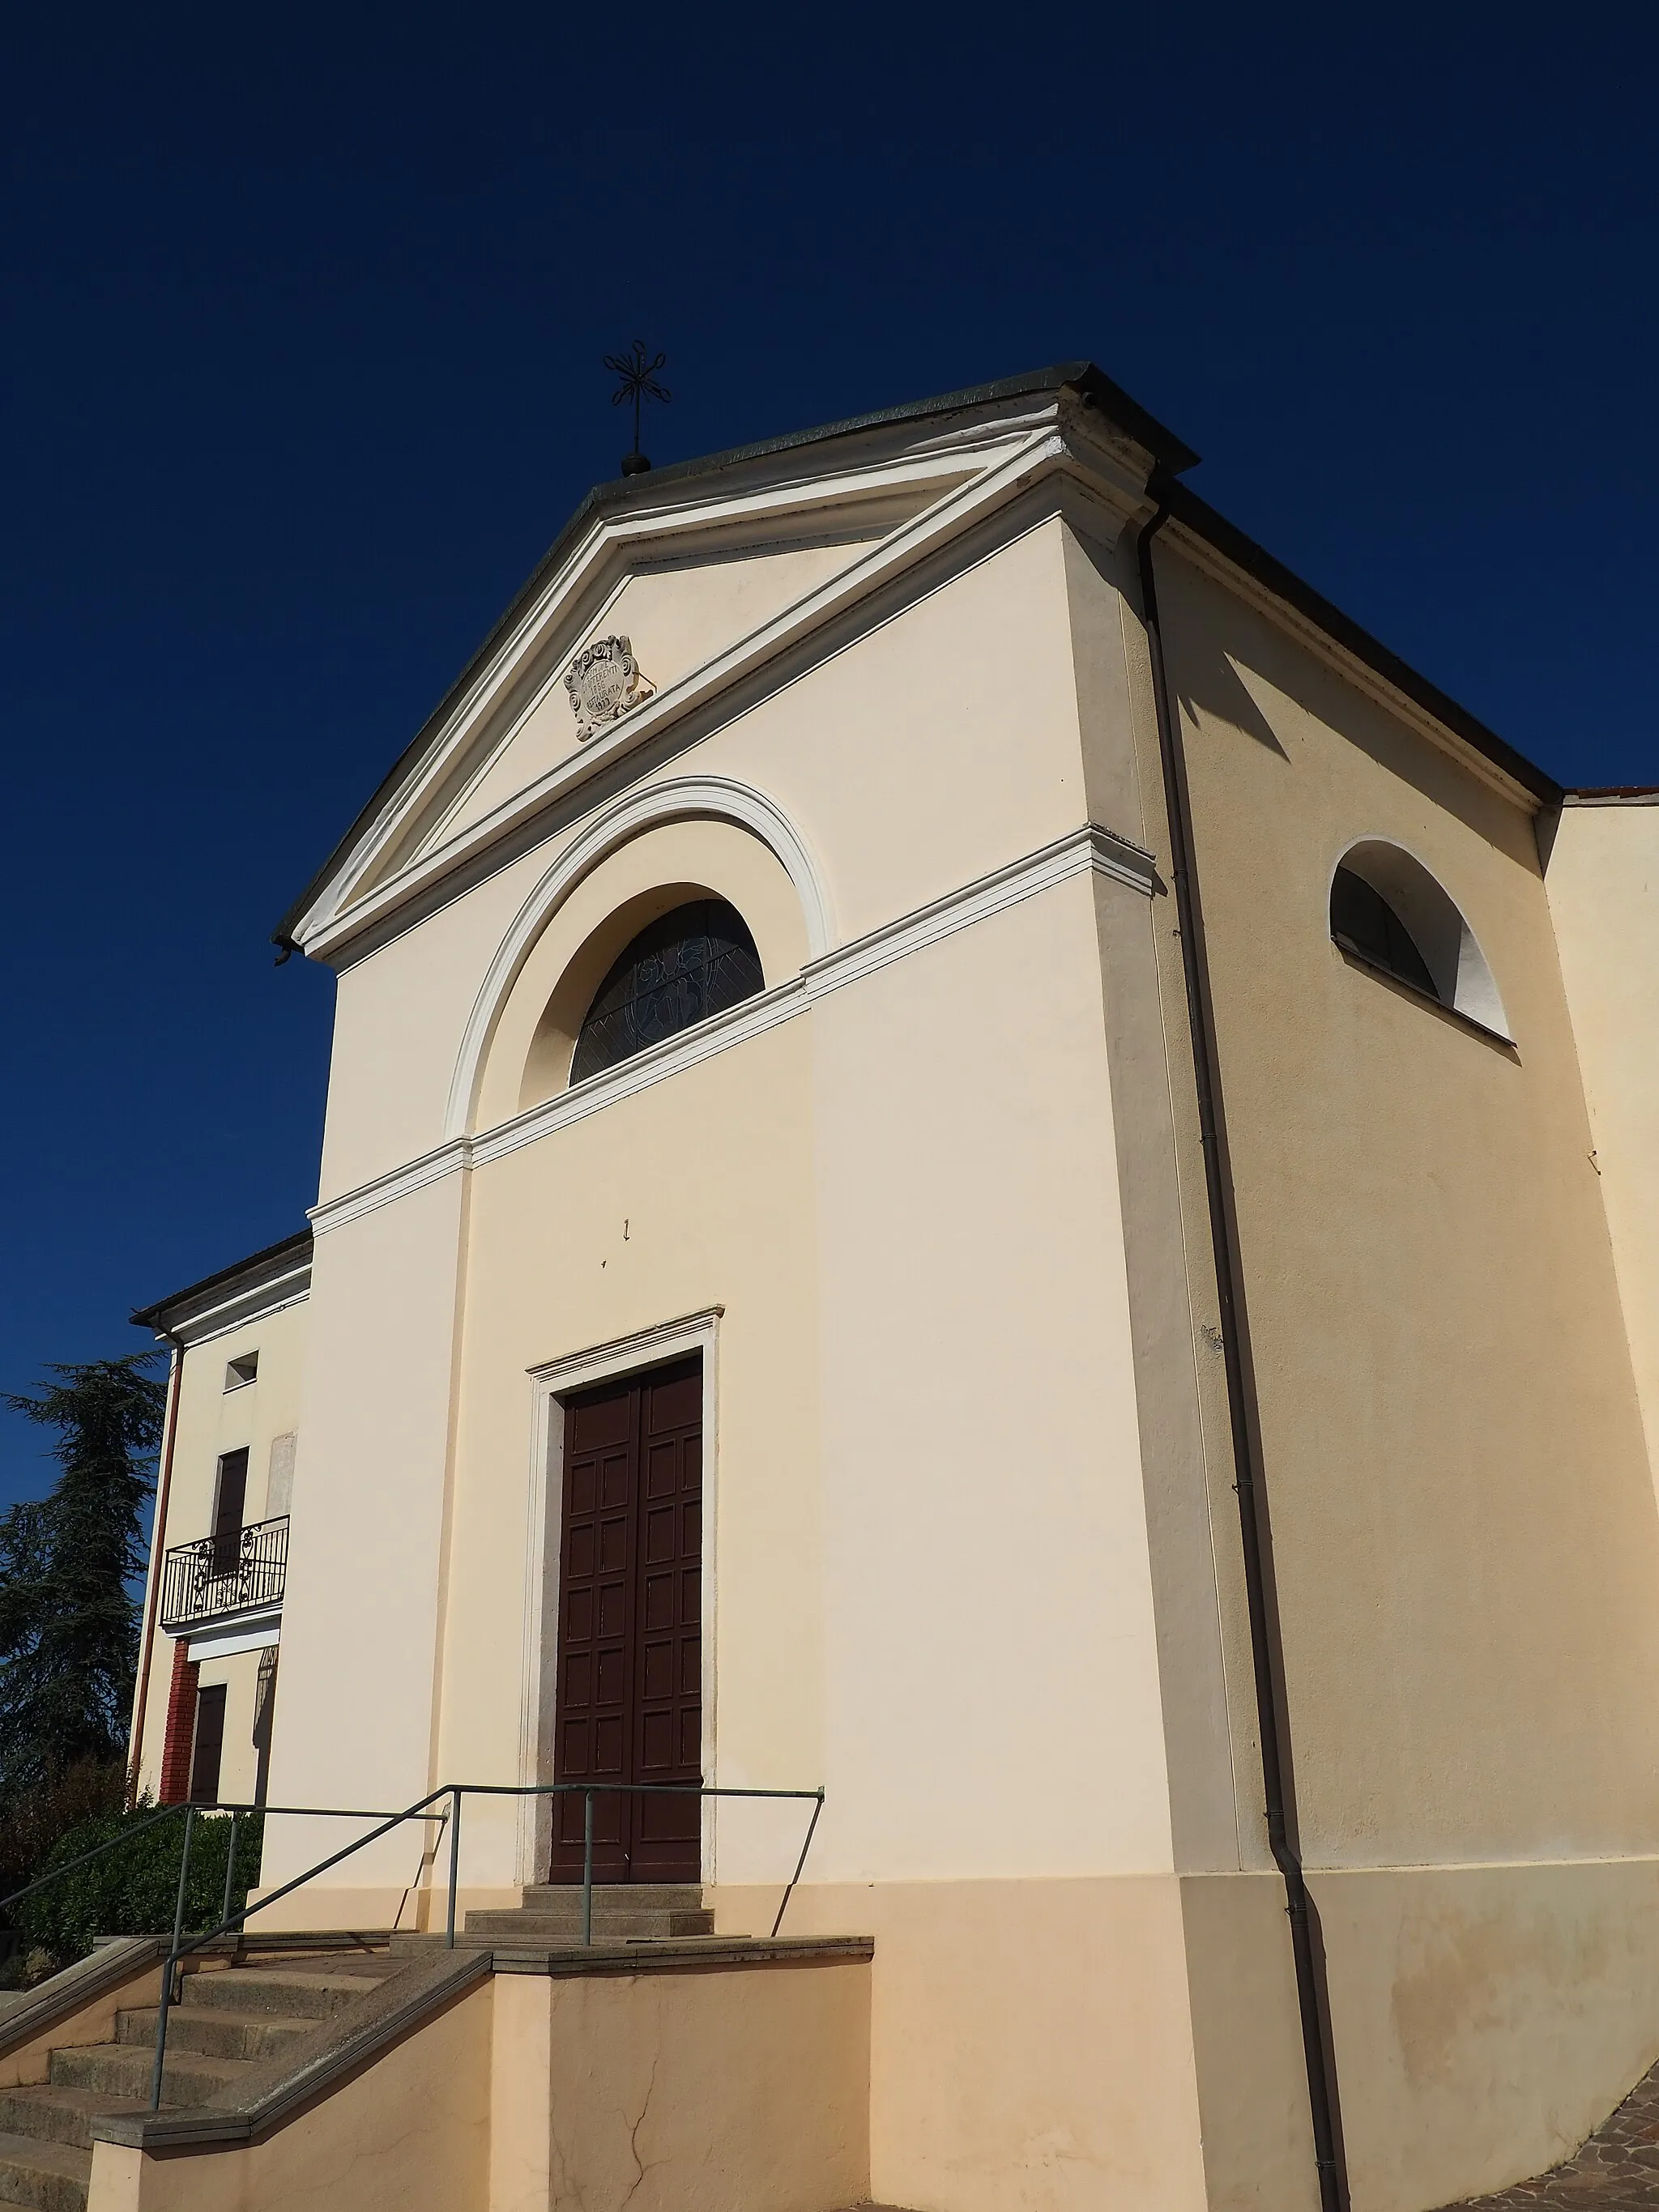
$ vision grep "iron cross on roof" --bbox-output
[606,340,670,476]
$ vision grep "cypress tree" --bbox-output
[0,1356,164,1803]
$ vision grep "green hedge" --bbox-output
[12,1804,264,1966]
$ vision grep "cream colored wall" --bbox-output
[131,1298,308,1802]
[1137,541,1659,2206]
[257,1174,468,1901]
[715,1878,1217,2212]
[1546,799,1659,1483]
[1160,547,1659,1869]
[316,518,1091,1200]
[254,507,1234,2201]
[1311,1854,1659,2212]
[490,1959,869,2212]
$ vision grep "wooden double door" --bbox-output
[550,1355,702,1882]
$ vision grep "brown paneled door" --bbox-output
[550,1355,702,1882]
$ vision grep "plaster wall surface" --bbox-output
[1311,1856,1659,2212]
[1159,550,1659,1869]
[258,1174,468,1898]
[1546,799,1659,1484]
[489,1958,869,2212]
[315,518,1092,1196]
[717,1876,1215,2212]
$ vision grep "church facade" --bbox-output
[125,364,1659,2212]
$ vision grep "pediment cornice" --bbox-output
[289,407,1153,966]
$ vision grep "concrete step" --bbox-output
[463,1907,714,1941]
[518,1884,705,1911]
[115,2002,314,2061]
[47,2041,248,2106]
[0,2129,91,2212]
[0,2088,148,2153]
[176,1965,398,2019]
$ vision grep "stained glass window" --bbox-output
[571,900,765,1085]
[1330,866,1438,1000]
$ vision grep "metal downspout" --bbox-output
[1133,492,1350,2212]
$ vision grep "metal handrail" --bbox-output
[0,1799,426,1919]
[143,1778,824,2112]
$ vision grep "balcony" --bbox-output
[158,1515,288,1635]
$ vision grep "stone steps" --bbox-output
[113,2001,314,2061]
[0,2129,91,2212]
[173,1960,401,2018]
[461,1881,714,1945]
[462,1907,714,1941]
[0,2087,149,2151]
[0,1945,406,2210]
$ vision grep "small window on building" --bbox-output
[190,1683,227,1805]
[224,1352,258,1391]
[571,899,765,1085]
[1330,866,1437,997]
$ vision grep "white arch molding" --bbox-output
[443,775,833,1138]
[1331,836,1512,1040]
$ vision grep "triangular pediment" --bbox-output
[419,531,889,857]
[284,367,1186,962]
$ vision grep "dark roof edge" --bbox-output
[273,363,1196,948]
[1163,480,1563,808]
[132,1227,313,1333]
[1562,785,1659,803]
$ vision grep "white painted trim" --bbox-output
[802,823,1156,1002]
[309,820,1154,1237]
[296,427,1066,962]
[473,978,804,1170]
[442,774,832,1140]
[292,433,1045,953]
[142,1269,312,1351]
[309,1138,469,1237]
[518,1311,723,1890]
[185,1617,281,1662]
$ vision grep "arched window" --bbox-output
[1330,866,1437,997]
[570,899,765,1084]
[1328,840,1510,1038]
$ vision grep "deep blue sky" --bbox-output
[2,4,1655,1507]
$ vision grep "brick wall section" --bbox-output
[158,1637,198,1805]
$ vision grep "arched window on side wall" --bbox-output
[1329,866,1437,997]
[571,898,765,1084]
[1328,840,1510,1039]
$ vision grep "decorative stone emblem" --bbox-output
[564,635,655,743]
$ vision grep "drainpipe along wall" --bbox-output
[1132,493,1350,2212]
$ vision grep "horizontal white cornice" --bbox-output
[308,820,1156,1237]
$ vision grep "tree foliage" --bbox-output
[11,1803,262,1969]
[0,1354,165,1804]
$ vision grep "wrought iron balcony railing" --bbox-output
[158,1515,288,1634]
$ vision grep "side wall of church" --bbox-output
[1145,537,1659,2212]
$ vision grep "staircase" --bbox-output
[0,1946,402,2212]
[456,1880,715,1945]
